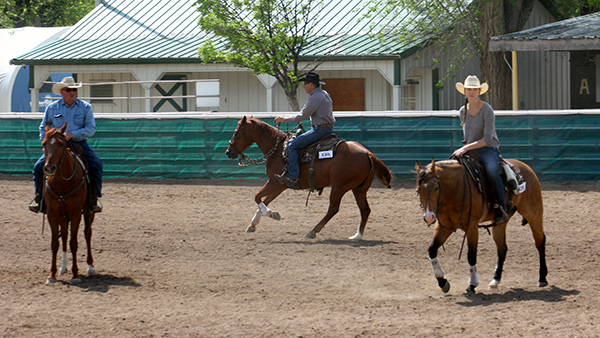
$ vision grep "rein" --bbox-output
[236,123,298,167]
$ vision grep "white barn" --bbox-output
[10,0,567,113]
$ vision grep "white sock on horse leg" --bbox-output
[469,265,479,286]
[258,202,269,216]
[431,257,445,278]
[251,209,262,226]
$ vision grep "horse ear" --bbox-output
[242,116,247,123]
[414,160,421,172]
[60,122,67,133]
[430,158,436,174]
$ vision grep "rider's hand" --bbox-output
[63,132,74,141]
[453,146,467,158]
[274,116,285,123]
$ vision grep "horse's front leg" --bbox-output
[489,222,508,288]
[428,225,453,293]
[465,226,480,294]
[58,222,69,277]
[69,217,82,284]
[47,225,60,284]
[246,180,285,233]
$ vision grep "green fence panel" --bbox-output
[1,114,599,181]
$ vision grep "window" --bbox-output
[90,82,114,104]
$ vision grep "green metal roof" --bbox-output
[11,0,429,66]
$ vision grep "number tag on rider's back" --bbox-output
[318,150,333,159]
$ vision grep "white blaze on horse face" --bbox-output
[424,209,437,225]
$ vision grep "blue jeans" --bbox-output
[286,125,333,179]
[33,140,103,198]
[475,147,507,212]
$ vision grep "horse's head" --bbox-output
[415,159,441,225]
[225,116,255,159]
[42,122,68,177]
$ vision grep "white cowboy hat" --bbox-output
[52,76,82,95]
[455,75,489,95]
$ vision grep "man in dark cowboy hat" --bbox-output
[274,72,335,189]
[29,76,103,213]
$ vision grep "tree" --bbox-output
[196,0,325,111]
[370,0,540,109]
[0,0,95,28]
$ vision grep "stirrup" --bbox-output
[29,195,45,213]
[90,199,102,213]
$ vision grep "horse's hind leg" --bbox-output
[489,223,508,288]
[84,212,96,276]
[348,186,371,240]
[529,219,548,287]
[306,186,348,239]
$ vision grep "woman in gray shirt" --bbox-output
[453,75,508,224]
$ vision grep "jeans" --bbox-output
[475,147,507,212]
[33,140,103,198]
[286,125,333,179]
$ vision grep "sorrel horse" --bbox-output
[225,116,392,239]
[415,158,547,293]
[42,122,96,284]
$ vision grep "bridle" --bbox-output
[43,133,86,202]
[231,122,292,167]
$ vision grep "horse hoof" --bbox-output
[45,278,57,285]
[270,212,281,221]
[246,225,256,233]
[489,279,500,288]
[349,233,362,240]
[465,285,477,294]
[72,278,82,284]
[538,281,548,287]
[87,266,97,276]
[441,281,450,293]
[305,232,316,239]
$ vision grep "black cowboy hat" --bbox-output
[298,72,326,85]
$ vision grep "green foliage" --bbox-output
[548,0,600,19]
[196,0,324,110]
[0,0,95,28]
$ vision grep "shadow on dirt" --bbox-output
[273,239,398,247]
[456,285,579,306]
[72,273,141,293]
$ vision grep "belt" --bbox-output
[313,124,333,128]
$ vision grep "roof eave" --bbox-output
[489,38,600,52]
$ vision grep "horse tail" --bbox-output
[368,152,392,188]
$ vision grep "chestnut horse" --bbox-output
[415,158,547,293]
[42,122,96,284]
[225,116,392,239]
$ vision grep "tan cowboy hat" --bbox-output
[52,76,82,95]
[455,75,489,95]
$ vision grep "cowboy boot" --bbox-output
[90,195,102,213]
[29,193,45,213]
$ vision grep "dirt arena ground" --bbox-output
[1,175,599,337]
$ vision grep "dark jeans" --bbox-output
[286,125,333,179]
[33,139,103,198]
[475,147,507,212]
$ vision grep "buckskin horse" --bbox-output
[42,122,96,284]
[225,116,392,239]
[415,158,547,293]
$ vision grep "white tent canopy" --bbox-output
[0,26,69,112]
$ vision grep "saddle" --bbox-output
[283,134,346,192]
[457,152,524,212]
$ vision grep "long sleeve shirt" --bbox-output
[283,87,335,126]
[39,99,96,142]
[459,102,499,149]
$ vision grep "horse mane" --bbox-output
[246,117,286,139]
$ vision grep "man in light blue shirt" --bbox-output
[30,77,103,213]
[274,72,334,189]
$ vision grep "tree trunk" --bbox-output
[478,0,535,110]
[478,0,511,110]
